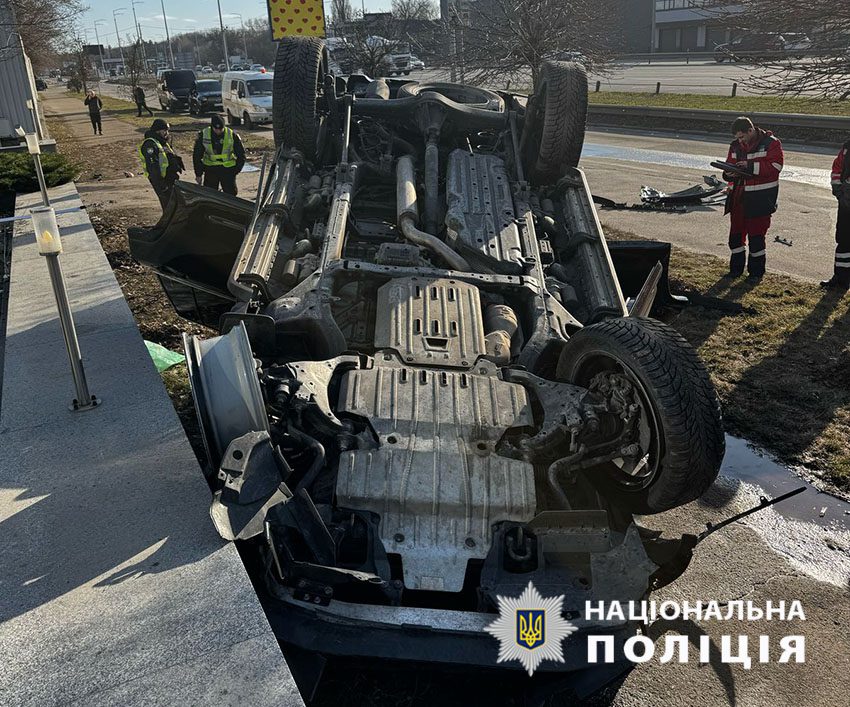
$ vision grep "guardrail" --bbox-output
[587,104,850,142]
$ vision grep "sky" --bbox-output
[79,0,394,46]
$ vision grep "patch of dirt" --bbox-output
[87,204,212,463]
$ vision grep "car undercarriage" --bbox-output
[129,37,725,679]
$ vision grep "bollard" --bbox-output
[731,82,738,97]
[595,80,601,92]
[30,207,100,411]
[686,49,690,65]
[655,81,661,94]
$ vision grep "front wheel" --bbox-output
[556,317,724,514]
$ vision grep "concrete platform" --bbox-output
[0,183,304,706]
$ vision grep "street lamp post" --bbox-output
[216,0,230,70]
[160,0,175,67]
[113,8,126,69]
[131,0,148,71]
[227,13,248,62]
[93,20,107,78]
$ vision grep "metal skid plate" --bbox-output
[335,360,537,591]
[445,150,523,274]
[374,277,487,368]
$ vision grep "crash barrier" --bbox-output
[618,50,830,64]
[592,80,745,97]
[587,104,850,144]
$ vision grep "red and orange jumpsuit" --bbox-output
[724,129,784,276]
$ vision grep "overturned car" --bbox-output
[129,38,725,679]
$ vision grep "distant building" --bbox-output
[652,1,739,52]
[0,0,44,145]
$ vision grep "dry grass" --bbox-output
[588,90,850,116]
[607,225,850,491]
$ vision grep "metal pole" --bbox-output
[240,16,248,62]
[94,22,107,78]
[132,1,148,71]
[113,9,126,67]
[33,154,49,207]
[160,0,175,67]
[216,0,230,70]
[44,254,99,411]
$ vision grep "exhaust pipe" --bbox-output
[396,155,469,271]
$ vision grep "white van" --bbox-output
[221,70,274,129]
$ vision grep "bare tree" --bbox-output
[391,0,437,21]
[124,39,146,93]
[711,0,850,98]
[341,11,420,77]
[460,0,620,89]
[7,0,84,70]
[331,0,355,25]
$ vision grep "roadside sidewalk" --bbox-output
[0,182,303,706]
[41,86,143,146]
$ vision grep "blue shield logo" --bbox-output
[516,609,545,649]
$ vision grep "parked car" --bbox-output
[249,63,265,72]
[410,55,425,70]
[714,33,812,62]
[195,64,203,72]
[156,69,196,112]
[222,70,274,128]
[129,37,725,680]
[217,62,227,72]
[189,79,223,115]
[35,77,48,91]
[202,66,214,74]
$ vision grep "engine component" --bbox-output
[445,150,523,274]
[373,276,487,368]
[483,303,518,365]
[210,431,292,541]
[335,358,536,592]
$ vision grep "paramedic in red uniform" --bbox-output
[823,140,850,290]
[722,116,784,279]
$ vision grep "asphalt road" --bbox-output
[416,59,783,95]
[582,128,840,283]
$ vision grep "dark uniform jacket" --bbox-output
[192,128,246,179]
[723,129,784,218]
[133,86,146,104]
[141,129,184,191]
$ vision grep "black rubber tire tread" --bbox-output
[273,36,325,159]
[529,60,588,184]
[396,82,505,112]
[556,317,724,514]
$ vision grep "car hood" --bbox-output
[248,95,273,108]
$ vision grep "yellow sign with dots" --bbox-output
[267,0,326,40]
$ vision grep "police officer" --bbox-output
[192,114,245,196]
[822,140,850,290]
[139,118,185,211]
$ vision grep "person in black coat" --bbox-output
[83,90,103,135]
[133,85,153,117]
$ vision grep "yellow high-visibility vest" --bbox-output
[201,126,236,168]
[138,137,173,178]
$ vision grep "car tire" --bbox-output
[521,60,588,185]
[273,36,328,161]
[403,70,411,75]
[555,316,724,514]
[227,109,241,126]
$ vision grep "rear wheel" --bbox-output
[227,109,241,126]
[521,60,588,185]
[273,36,328,161]
[556,317,724,514]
